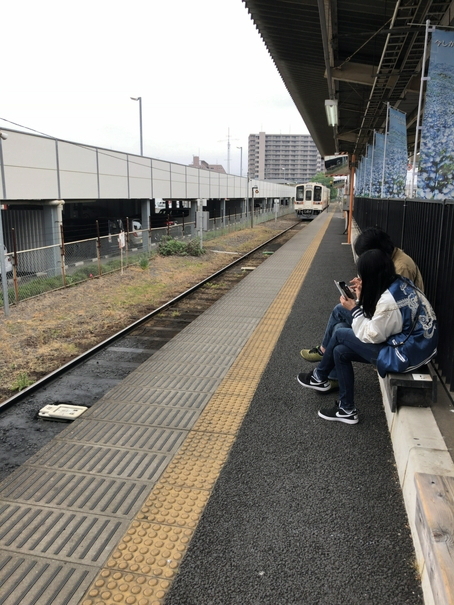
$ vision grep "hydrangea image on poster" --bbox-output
[417,29,454,199]
[371,133,385,198]
[383,108,407,198]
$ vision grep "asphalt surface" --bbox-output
[165,213,423,605]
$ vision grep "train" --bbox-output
[294,182,330,220]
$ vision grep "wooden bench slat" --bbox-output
[415,473,454,605]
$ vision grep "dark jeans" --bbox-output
[321,304,353,381]
[316,327,384,411]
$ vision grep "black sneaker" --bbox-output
[297,370,331,392]
[318,400,359,425]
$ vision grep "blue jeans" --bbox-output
[321,304,353,380]
[316,327,384,411]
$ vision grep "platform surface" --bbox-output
[0,207,424,605]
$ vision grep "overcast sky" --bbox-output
[1,0,308,177]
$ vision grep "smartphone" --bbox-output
[334,280,356,300]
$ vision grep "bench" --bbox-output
[415,473,454,605]
[382,363,437,413]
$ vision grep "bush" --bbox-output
[158,237,205,257]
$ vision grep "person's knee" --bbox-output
[333,327,353,344]
[334,344,354,364]
[332,321,349,335]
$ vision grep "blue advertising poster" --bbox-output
[383,107,407,198]
[371,133,385,198]
[417,29,454,199]
[355,160,363,196]
[363,155,370,196]
[363,144,373,197]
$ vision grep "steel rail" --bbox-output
[0,223,297,411]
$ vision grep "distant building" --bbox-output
[189,156,226,174]
[248,132,322,182]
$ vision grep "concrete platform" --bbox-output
[0,205,452,605]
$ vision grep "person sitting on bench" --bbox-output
[297,249,436,424]
[300,228,424,392]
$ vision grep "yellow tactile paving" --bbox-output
[80,214,333,605]
[137,484,211,528]
[177,431,236,459]
[106,521,193,578]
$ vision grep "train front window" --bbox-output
[305,190,312,201]
[314,186,322,201]
[296,187,304,201]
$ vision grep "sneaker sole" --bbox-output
[297,375,331,392]
[317,410,359,424]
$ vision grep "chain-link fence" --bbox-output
[0,206,291,308]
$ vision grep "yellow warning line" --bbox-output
[81,215,333,605]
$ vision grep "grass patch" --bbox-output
[158,236,205,257]
[10,372,34,392]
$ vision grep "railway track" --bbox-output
[0,220,303,481]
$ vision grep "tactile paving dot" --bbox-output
[160,455,223,489]
[199,394,248,413]
[106,522,193,578]
[179,431,235,458]
[194,408,246,433]
[82,569,171,605]
[137,484,210,528]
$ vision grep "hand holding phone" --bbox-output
[334,280,356,300]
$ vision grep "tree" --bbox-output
[310,173,337,200]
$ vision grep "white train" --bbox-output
[294,182,330,220]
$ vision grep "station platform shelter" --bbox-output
[0,204,451,605]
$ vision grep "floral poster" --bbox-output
[383,107,407,198]
[417,28,454,199]
[371,133,385,198]
[355,160,363,196]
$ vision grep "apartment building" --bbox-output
[248,132,322,182]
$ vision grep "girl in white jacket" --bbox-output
[297,249,434,424]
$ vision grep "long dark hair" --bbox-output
[357,249,397,317]
[354,227,394,257]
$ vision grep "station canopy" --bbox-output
[242,0,454,160]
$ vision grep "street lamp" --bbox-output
[237,146,243,178]
[251,185,259,229]
[281,167,286,183]
[130,96,143,156]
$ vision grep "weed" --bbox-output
[10,372,35,392]
[138,254,150,270]
[203,281,223,289]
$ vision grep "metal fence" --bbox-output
[0,205,290,308]
[354,196,454,393]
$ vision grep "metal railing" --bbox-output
[354,196,454,393]
[0,205,290,307]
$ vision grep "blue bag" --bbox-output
[376,285,438,378]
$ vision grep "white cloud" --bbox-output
[1,0,308,176]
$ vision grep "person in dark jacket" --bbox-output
[300,228,424,391]
[297,249,437,424]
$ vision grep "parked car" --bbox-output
[129,220,142,246]
[2,245,12,273]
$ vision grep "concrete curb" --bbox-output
[379,379,454,605]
